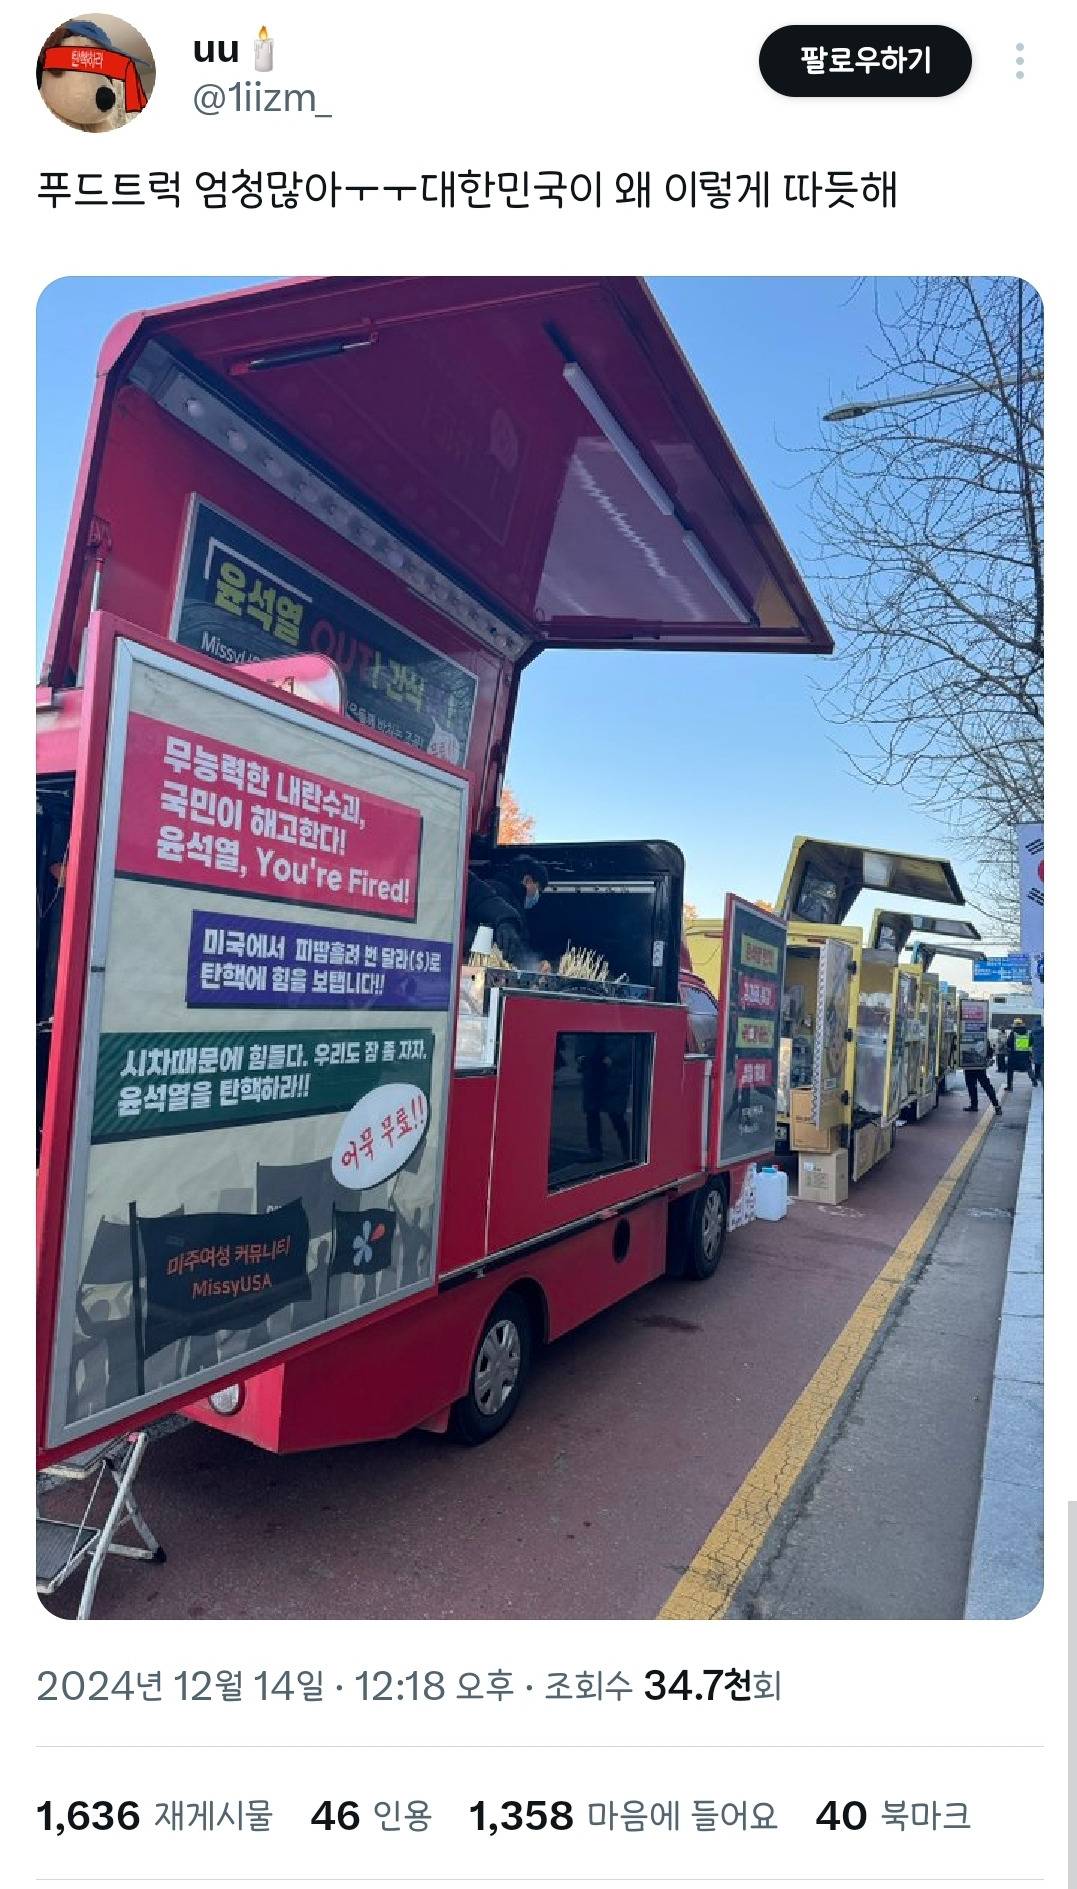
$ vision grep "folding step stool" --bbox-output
[37,1432,164,1618]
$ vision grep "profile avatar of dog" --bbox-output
[37,17,153,132]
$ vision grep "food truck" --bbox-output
[36,275,832,1468]
[938,981,960,1088]
[867,911,982,1120]
[906,938,986,1095]
[687,841,967,1184]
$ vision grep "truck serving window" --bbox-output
[548,1031,653,1192]
[471,840,685,1003]
[683,985,719,1058]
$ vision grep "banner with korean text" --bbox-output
[717,895,788,1167]
[173,500,478,767]
[45,637,467,1449]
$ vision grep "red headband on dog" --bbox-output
[42,44,148,112]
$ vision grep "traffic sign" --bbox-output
[972,954,1032,983]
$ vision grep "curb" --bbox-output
[964,1084,1043,1618]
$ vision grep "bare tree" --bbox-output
[802,278,1043,931]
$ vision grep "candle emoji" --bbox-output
[254,25,273,70]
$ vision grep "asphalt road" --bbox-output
[41,1085,1003,1621]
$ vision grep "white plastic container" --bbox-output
[754,1165,789,1222]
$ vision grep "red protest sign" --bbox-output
[115,713,421,919]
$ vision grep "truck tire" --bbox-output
[668,1176,728,1281]
[450,1291,533,1445]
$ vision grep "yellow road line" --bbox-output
[658,1109,995,1621]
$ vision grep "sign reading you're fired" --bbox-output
[115,713,422,918]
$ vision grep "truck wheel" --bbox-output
[450,1291,532,1446]
[674,1177,728,1281]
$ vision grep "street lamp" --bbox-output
[823,366,1043,423]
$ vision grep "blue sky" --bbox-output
[36,275,995,953]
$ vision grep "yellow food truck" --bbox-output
[938,982,960,1089]
[907,939,986,1096]
[687,840,967,1187]
[867,912,982,1121]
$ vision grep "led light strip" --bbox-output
[563,360,754,627]
[682,532,753,626]
[128,341,531,664]
[563,361,676,518]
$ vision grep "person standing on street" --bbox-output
[1003,1017,1035,1092]
[964,1062,1002,1115]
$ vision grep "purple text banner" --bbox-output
[186,909,454,1012]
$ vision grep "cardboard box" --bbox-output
[798,1149,849,1205]
[790,1088,841,1154]
[792,1118,842,1154]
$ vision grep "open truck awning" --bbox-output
[46,276,831,688]
[912,943,986,971]
[869,910,983,953]
[776,838,964,927]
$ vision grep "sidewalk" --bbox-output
[964,1082,1043,1618]
[727,1087,1031,1619]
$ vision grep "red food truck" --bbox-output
[36,276,831,1468]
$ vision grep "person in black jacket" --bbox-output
[465,856,549,965]
[1003,1017,1036,1091]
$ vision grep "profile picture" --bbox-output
[37,14,155,132]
